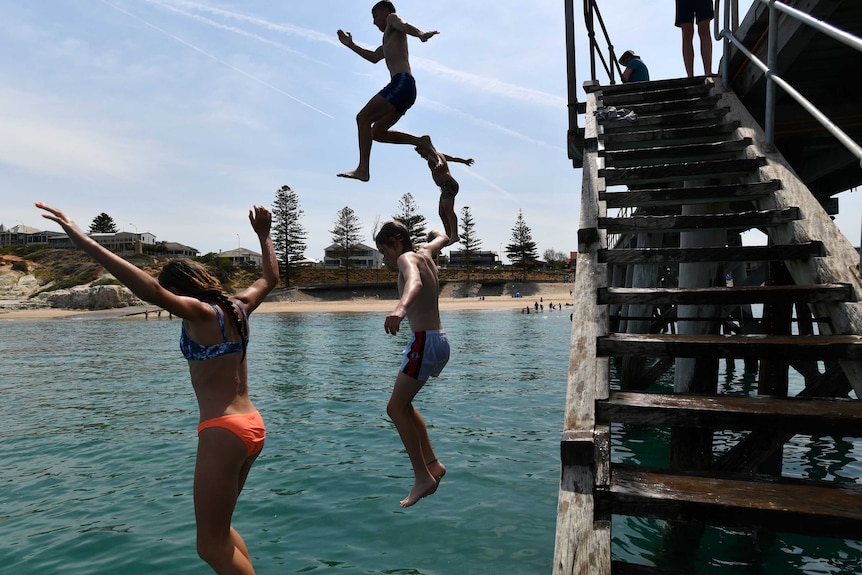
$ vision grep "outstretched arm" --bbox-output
[234,205,279,313]
[441,154,474,166]
[387,13,438,42]
[35,202,209,320]
[337,29,384,63]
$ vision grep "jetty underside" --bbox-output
[553,25,862,575]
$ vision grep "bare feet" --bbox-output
[426,458,447,481]
[337,168,370,182]
[400,474,439,508]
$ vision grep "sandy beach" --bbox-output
[0,282,575,320]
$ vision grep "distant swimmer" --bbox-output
[36,202,279,575]
[337,1,439,182]
[415,146,473,246]
[375,221,450,507]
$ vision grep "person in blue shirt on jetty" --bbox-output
[620,50,650,83]
[36,202,279,575]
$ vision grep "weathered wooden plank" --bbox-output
[554,89,612,575]
[600,158,767,185]
[600,139,752,167]
[596,391,862,436]
[598,76,708,95]
[601,123,740,149]
[599,208,799,233]
[598,242,825,264]
[601,466,862,540]
[601,85,712,106]
[597,333,862,360]
[600,180,781,208]
[600,108,731,134]
[599,284,854,306]
[555,464,612,575]
[618,94,721,116]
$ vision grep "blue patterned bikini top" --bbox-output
[180,303,248,361]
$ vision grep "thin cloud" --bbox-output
[145,0,338,46]
[421,98,562,151]
[415,58,567,108]
[142,0,334,65]
[99,0,334,118]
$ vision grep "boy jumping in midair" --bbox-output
[337,1,439,182]
[375,221,450,507]
[415,146,474,246]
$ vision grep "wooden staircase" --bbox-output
[553,76,862,575]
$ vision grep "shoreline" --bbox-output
[0,283,575,320]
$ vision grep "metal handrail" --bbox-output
[719,0,862,168]
[719,0,862,266]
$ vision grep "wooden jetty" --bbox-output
[554,2,862,572]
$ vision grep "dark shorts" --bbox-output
[439,179,459,202]
[675,0,714,26]
[379,72,417,115]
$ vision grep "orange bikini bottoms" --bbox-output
[197,411,266,457]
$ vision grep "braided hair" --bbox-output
[157,259,248,362]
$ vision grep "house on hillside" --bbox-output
[323,243,383,269]
[218,247,262,266]
[448,249,500,268]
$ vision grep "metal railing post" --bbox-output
[765,1,779,146]
[722,0,731,86]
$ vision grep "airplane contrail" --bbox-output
[98,0,334,119]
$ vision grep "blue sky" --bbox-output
[2,1,859,261]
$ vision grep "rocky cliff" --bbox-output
[0,268,144,311]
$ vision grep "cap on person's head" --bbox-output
[620,50,638,65]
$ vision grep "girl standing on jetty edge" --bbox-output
[36,202,279,575]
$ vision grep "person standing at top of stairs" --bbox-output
[675,0,715,76]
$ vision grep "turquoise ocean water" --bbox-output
[1,308,860,574]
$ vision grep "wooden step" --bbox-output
[598,284,855,305]
[596,76,709,95]
[596,333,862,360]
[599,465,862,540]
[621,94,722,116]
[599,109,731,134]
[601,85,713,106]
[600,180,781,208]
[596,391,862,436]
[598,241,825,264]
[599,208,799,233]
[600,158,767,186]
[601,139,752,167]
[602,122,742,149]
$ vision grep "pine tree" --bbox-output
[459,206,482,281]
[393,192,427,247]
[89,213,118,234]
[271,185,307,288]
[329,206,363,285]
[506,209,539,280]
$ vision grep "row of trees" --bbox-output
[271,184,559,285]
[88,185,564,287]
